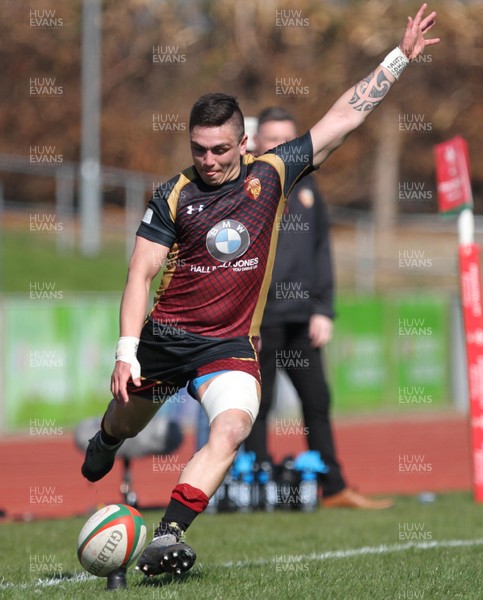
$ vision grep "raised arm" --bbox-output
[311,3,440,168]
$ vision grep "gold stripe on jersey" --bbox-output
[167,168,196,220]
[248,153,313,337]
[247,336,259,357]
[253,152,313,199]
[249,152,285,177]
[152,242,180,306]
[151,170,194,310]
[248,153,287,337]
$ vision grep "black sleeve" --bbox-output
[272,131,315,198]
[136,177,179,248]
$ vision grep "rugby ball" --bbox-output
[77,504,147,577]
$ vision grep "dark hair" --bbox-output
[189,93,245,141]
[256,106,295,129]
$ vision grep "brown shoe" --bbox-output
[322,488,393,509]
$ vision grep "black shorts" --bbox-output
[126,317,260,400]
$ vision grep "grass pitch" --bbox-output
[1,230,127,293]
[1,492,482,599]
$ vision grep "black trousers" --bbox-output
[244,322,346,497]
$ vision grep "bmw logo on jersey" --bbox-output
[206,219,250,262]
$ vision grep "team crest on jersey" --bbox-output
[244,175,261,200]
[206,219,250,262]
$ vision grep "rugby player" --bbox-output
[82,4,439,576]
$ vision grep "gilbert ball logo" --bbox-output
[206,219,250,262]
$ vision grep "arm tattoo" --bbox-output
[348,69,392,112]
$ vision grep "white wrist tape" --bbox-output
[380,47,409,80]
[115,336,141,380]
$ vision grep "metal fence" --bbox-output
[1,152,482,290]
[0,153,164,260]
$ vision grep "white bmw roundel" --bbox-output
[206,219,250,261]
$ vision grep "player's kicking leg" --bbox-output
[137,371,260,577]
[81,394,160,482]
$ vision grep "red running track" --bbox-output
[0,411,474,521]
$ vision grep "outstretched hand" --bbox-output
[399,3,440,61]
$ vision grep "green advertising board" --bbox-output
[390,295,450,409]
[0,293,452,430]
[2,295,119,429]
[327,296,388,410]
[326,294,450,412]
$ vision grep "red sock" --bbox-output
[163,483,209,530]
[172,483,209,513]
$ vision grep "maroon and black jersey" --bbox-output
[137,132,314,339]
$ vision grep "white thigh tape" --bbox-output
[200,371,260,424]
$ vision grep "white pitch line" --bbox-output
[0,571,97,591]
[219,537,483,568]
[1,538,483,591]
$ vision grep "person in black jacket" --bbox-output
[243,107,393,509]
